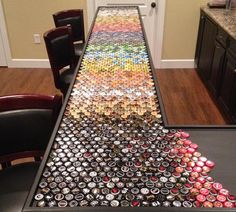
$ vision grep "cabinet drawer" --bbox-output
[216,27,228,47]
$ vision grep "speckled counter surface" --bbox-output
[202,6,236,40]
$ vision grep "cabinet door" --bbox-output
[218,52,236,120]
[208,41,225,97]
[198,17,217,80]
[195,14,205,67]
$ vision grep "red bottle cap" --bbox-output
[187,148,195,154]
[179,148,187,154]
[185,153,193,158]
[150,176,158,182]
[193,166,202,173]
[182,157,190,163]
[185,167,192,172]
[170,188,179,195]
[188,161,195,167]
[228,195,236,202]
[135,161,142,167]
[213,182,223,191]
[206,176,214,182]
[205,160,215,168]
[191,172,199,179]
[84,152,92,158]
[196,194,206,202]
[217,195,227,202]
[158,166,166,172]
[194,201,201,207]
[103,176,110,183]
[219,188,229,196]
[127,144,133,149]
[176,166,184,173]
[112,187,119,194]
[184,183,193,189]
[223,201,234,208]
[197,177,206,184]
[193,152,201,157]
[190,188,200,195]
[202,166,211,173]
[206,195,216,202]
[203,201,213,208]
[213,201,223,207]
[184,139,192,146]
[173,172,181,178]
[204,182,212,190]
[194,182,203,190]
[181,132,190,138]
[199,156,207,162]
[188,177,195,183]
[190,143,198,149]
[131,200,140,207]
[196,161,204,167]
[200,188,210,196]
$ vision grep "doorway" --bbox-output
[87,0,165,68]
[0,29,6,66]
[0,1,7,67]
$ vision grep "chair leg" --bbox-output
[34,156,41,162]
[1,161,11,169]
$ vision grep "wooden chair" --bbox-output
[0,94,62,212]
[53,9,85,57]
[44,26,77,97]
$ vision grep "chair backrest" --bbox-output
[0,94,62,167]
[44,26,76,89]
[53,9,85,43]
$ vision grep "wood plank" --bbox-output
[156,69,228,125]
[0,68,60,96]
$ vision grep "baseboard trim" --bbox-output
[8,59,50,68]
[160,59,195,69]
[7,58,195,69]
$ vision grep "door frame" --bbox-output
[86,0,165,69]
[0,0,12,67]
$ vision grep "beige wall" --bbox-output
[2,0,88,59]
[162,0,208,59]
[2,0,208,60]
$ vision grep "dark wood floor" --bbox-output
[0,68,60,96]
[157,69,228,125]
[0,67,228,125]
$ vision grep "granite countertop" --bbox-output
[202,6,236,40]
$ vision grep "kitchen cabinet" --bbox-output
[195,9,236,123]
[218,40,236,122]
[197,14,217,81]
[208,40,225,97]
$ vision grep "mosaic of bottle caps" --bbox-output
[33,7,236,208]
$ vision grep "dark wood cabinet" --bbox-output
[195,9,236,123]
[218,52,236,114]
[208,41,225,97]
[197,15,217,80]
[219,42,236,121]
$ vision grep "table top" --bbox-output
[23,6,236,212]
[201,6,236,40]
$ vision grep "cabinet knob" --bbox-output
[151,2,156,8]
[234,69,236,73]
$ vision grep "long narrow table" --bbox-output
[23,6,236,212]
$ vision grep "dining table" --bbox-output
[23,6,236,212]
